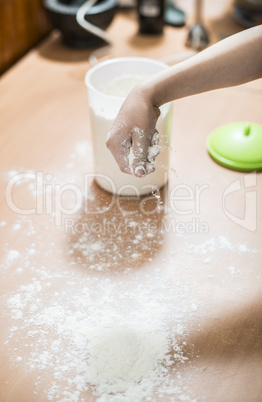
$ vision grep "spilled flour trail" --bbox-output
[1,141,260,401]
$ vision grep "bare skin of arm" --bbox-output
[106,25,262,177]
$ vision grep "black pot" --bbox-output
[43,0,118,48]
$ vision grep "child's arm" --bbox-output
[106,25,262,177]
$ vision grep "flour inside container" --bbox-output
[103,74,146,97]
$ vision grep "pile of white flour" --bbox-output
[85,320,172,399]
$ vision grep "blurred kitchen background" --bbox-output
[1,0,262,76]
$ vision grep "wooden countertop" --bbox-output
[0,5,262,402]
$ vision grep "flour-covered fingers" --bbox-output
[106,130,132,175]
[147,130,160,162]
[128,127,148,177]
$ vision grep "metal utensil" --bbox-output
[186,0,209,51]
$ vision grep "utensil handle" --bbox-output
[195,0,202,24]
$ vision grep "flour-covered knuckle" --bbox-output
[120,137,132,150]
[150,129,160,146]
[144,129,160,173]
[147,143,160,163]
[145,163,156,174]
[130,126,151,177]
[147,145,160,163]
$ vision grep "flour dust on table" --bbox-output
[1,141,260,401]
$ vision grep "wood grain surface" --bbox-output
[0,0,51,75]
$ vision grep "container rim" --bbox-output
[84,56,169,101]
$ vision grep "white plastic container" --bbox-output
[85,57,171,196]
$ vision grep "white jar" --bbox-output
[85,57,172,196]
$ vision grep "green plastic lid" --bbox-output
[207,122,262,172]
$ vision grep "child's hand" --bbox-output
[106,86,161,178]
[107,26,262,178]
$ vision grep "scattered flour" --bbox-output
[1,145,261,402]
[238,244,249,253]
[3,267,195,401]
[12,223,21,231]
[0,168,196,402]
[6,250,20,266]
[228,266,242,279]
[183,236,235,256]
